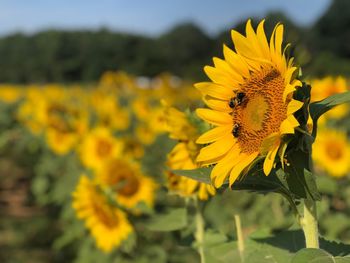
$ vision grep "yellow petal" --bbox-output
[196,125,232,144]
[231,30,256,59]
[211,144,240,187]
[263,145,280,175]
[259,132,279,155]
[287,99,303,115]
[278,141,288,170]
[195,82,233,100]
[223,45,250,78]
[283,84,296,102]
[245,19,264,58]
[229,152,258,186]
[256,20,270,58]
[213,57,243,83]
[196,133,235,162]
[280,115,299,134]
[203,96,231,112]
[274,24,284,57]
[204,66,240,88]
[284,67,297,85]
[196,108,232,126]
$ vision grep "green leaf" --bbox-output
[291,248,334,263]
[309,91,350,121]
[335,257,350,263]
[145,208,187,232]
[254,229,350,257]
[203,229,228,247]
[171,167,212,184]
[317,176,338,195]
[284,149,321,201]
[309,91,350,137]
[204,241,240,263]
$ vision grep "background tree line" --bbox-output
[0,0,348,83]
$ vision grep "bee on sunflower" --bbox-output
[195,19,303,187]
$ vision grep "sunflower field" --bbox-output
[1,5,350,263]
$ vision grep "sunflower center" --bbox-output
[107,161,140,197]
[232,67,288,154]
[326,142,343,160]
[242,95,269,131]
[92,201,119,228]
[96,139,112,158]
[115,174,140,197]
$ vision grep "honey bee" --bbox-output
[229,98,236,108]
[232,123,240,137]
[228,92,246,109]
[236,92,245,105]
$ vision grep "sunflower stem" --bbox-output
[302,197,319,248]
[194,197,206,263]
[234,214,245,262]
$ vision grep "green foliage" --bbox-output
[145,208,187,232]
[310,91,350,137]
[201,230,350,263]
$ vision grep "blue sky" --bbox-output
[0,0,331,36]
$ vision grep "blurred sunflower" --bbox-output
[121,137,145,159]
[135,123,157,145]
[310,76,349,122]
[0,85,23,103]
[165,106,216,200]
[72,176,133,253]
[96,158,156,212]
[46,128,78,155]
[195,20,303,187]
[79,127,123,171]
[313,129,350,178]
[90,91,130,131]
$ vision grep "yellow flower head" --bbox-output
[96,158,156,212]
[79,127,123,171]
[46,128,78,155]
[135,123,157,145]
[310,76,349,122]
[122,137,145,159]
[165,106,216,200]
[0,85,23,103]
[90,91,130,131]
[72,176,133,253]
[313,129,350,178]
[195,20,303,187]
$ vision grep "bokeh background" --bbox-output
[0,0,349,83]
[0,0,349,262]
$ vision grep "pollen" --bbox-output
[232,67,289,154]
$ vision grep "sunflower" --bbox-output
[313,129,350,178]
[0,85,23,104]
[45,127,78,155]
[72,176,133,253]
[90,91,130,131]
[165,106,216,200]
[96,158,156,212]
[195,20,303,187]
[79,127,123,171]
[310,76,349,122]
